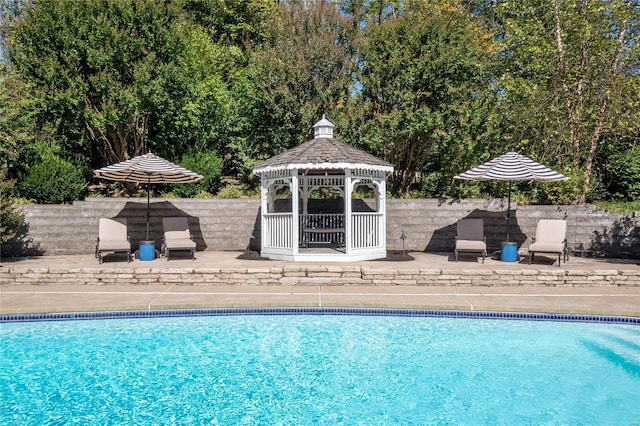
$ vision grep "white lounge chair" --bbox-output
[95,218,131,263]
[161,217,196,261]
[454,218,487,263]
[528,219,568,267]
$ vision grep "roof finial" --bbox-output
[313,114,334,139]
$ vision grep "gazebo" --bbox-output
[253,116,394,261]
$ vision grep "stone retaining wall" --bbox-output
[4,198,639,258]
[2,265,638,287]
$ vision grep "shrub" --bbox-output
[19,154,87,203]
[170,151,223,198]
[532,167,582,205]
[0,174,24,243]
[604,145,640,201]
[217,185,242,199]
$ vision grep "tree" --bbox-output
[239,0,356,165]
[351,0,499,196]
[496,0,640,203]
[5,0,242,170]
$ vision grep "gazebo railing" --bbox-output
[263,213,294,249]
[351,212,383,249]
[265,212,383,251]
[300,214,344,248]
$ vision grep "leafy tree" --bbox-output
[5,0,240,171]
[495,0,640,203]
[351,0,499,196]
[239,0,356,165]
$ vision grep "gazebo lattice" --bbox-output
[253,116,394,261]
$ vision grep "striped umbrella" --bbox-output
[454,151,568,241]
[94,152,203,240]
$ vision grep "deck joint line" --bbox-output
[448,286,474,311]
[148,284,175,310]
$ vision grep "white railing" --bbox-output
[299,214,345,247]
[351,213,382,249]
[266,213,382,250]
[263,213,293,249]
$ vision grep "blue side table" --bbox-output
[139,240,156,261]
[501,242,518,262]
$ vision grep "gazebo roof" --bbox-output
[254,138,393,174]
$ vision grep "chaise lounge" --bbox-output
[161,217,197,261]
[528,219,568,267]
[95,217,131,263]
[454,218,487,263]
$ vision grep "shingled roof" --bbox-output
[253,138,394,174]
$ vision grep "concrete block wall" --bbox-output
[387,200,639,258]
[3,198,639,258]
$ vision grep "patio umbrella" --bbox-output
[94,152,203,240]
[454,150,568,242]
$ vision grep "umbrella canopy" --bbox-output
[454,151,568,242]
[94,152,203,184]
[454,151,568,182]
[94,152,203,240]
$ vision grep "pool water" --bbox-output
[1,315,639,424]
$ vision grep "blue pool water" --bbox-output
[1,315,639,425]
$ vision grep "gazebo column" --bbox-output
[377,177,387,252]
[344,169,353,254]
[291,169,300,255]
[260,177,269,251]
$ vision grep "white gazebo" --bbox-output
[253,116,394,261]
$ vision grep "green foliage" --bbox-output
[239,0,355,161]
[169,151,223,198]
[352,0,500,196]
[0,170,24,243]
[531,168,583,206]
[2,0,638,205]
[217,185,242,199]
[603,145,640,201]
[19,151,87,204]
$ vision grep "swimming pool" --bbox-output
[1,312,639,424]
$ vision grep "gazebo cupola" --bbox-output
[253,116,394,262]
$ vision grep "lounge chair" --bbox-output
[161,217,196,261]
[528,219,568,267]
[454,218,487,263]
[95,218,131,263]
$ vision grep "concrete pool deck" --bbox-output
[1,251,639,317]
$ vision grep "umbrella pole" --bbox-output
[146,180,150,241]
[506,181,512,242]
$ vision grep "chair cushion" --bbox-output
[98,240,131,251]
[165,238,196,250]
[535,220,567,242]
[165,229,191,240]
[456,240,487,251]
[529,241,563,253]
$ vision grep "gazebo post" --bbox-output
[344,168,353,254]
[378,178,387,253]
[260,177,269,251]
[291,169,299,255]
